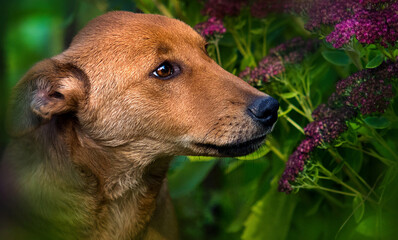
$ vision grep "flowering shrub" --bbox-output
[279,61,397,193]
[194,16,226,38]
[85,0,398,239]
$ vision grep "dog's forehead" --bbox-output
[70,11,205,51]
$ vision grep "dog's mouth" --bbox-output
[194,134,267,157]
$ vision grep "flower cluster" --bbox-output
[194,17,226,39]
[202,0,246,19]
[278,110,350,193]
[304,0,357,32]
[304,0,398,48]
[250,0,289,18]
[335,63,396,114]
[278,61,397,193]
[239,37,318,85]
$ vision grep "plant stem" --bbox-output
[152,0,174,18]
[361,121,398,161]
[345,50,363,70]
[281,79,314,121]
[279,96,308,118]
[317,190,345,207]
[378,46,395,62]
[247,14,252,55]
[262,22,269,57]
[229,28,247,56]
[214,38,222,66]
[266,139,287,162]
[302,183,356,197]
[283,116,305,135]
[327,148,370,196]
[317,163,363,197]
[344,143,395,166]
[331,147,380,198]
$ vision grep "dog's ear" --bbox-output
[7,59,89,137]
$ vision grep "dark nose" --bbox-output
[247,96,279,126]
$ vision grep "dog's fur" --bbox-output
[0,12,277,240]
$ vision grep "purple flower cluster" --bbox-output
[278,61,397,193]
[335,64,396,115]
[239,37,318,85]
[194,17,227,39]
[304,0,357,32]
[304,0,398,48]
[202,0,246,19]
[239,56,285,85]
[278,110,350,193]
[250,0,289,18]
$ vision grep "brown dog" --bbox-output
[0,11,279,240]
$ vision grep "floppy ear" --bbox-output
[7,59,89,137]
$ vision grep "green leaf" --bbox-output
[394,49,398,58]
[363,116,391,129]
[236,144,271,161]
[355,212,395,238]
[321,50,350,66]
[356,216,377,238]
[187,156,215,161]
[241,178,297,240]
[280,92,298,99]
[366,54,384,68]
[234,19,247,30]
[352,195,365,223]
[241,54,256,69]
[168,158,217,198]
[250,28,264,35]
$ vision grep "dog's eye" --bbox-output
[153,62,174,79]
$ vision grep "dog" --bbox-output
[0,11,279,240]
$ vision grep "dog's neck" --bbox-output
[12,117,173,239]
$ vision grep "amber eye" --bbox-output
[153,62,174,79]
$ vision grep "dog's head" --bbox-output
[9,11,278,158]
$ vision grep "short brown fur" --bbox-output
[1,12,274,240]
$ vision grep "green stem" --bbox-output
[152,0,174,18]
[229,28,247,56]
[317,190,345,207]
[378,46,395,62]
[266,140,287,162]
[214,38,222,66]
[301,183,357,197]
[329,148,379,199]
[317,163,363,197]
[279,96,308,118]
[283,116,305,135]
[345,50,363,70]
[247,15,252,55]
[362,121,398,161]
[282,79,314,121]
[344,144,395,167]
[262,21,269,57]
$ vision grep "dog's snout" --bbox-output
[247,96,279,126]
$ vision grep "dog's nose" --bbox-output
[247,96,279,126]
